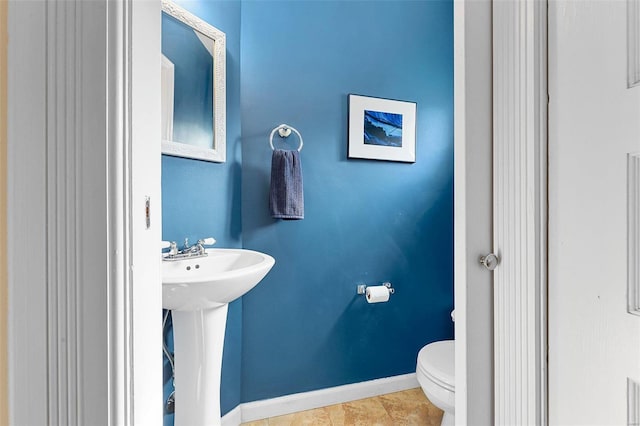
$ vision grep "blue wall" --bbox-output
[240,0,453,403]
[161,0,453,420]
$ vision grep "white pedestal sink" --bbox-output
[163,248,275,426]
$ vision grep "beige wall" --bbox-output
[0,0,7,424]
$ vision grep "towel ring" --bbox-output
[269,124,303,152]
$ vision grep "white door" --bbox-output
[548,1,640,423]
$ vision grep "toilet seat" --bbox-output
[417,340,454,392]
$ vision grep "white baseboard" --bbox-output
[221,404,242,426]
[221,373,419,425]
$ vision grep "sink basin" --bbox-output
[162,248,275,311]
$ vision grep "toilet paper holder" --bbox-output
[357,282,395,296]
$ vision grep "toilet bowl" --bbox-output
[416,339,455,426]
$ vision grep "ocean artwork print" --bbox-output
[363,110,403,147]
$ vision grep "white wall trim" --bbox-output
[221,405,242,426]
[9,0,116,423]
[112,0,163,424]
[454,0,494,424]
[628,0,640,87]
[222,374,419,425]
[7,1,48,423]
[629,378,640,426]
[44,1,83,422]
[492,0,548,424]
[8,0,162,425]
[629,153,640,315]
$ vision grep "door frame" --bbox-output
[0,0,7,424]
[6,0,162,424]
[5,0,549,423]
[491,0,548,423]
[454,0,548,423]
[453,0,494,424]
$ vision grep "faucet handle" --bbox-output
[198,237,216,246]
[161,241,178,256]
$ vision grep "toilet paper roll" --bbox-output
[366,285,390,304]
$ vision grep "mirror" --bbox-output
[161,0,226,162]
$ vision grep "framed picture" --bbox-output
[348,94,417,163]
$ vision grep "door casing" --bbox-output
[454,1,494,424]
[455,0,548,423]
[0,1,7,424]
[6,0,162,424]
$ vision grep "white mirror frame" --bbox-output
[161,0,226,163]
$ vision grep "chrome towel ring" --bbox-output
[269,124,303,152]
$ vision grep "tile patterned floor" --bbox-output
[241,388,443,426]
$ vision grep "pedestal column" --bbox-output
[172,304,228,426]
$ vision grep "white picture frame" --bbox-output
[348,94,416,163]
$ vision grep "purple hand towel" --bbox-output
[269,149,304,220]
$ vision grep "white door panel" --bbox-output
[549,1,640,423]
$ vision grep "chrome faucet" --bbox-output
[162,237,216,261]
[181,238,206,256]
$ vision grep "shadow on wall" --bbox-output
[228,153,243,240]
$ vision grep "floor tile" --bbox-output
[327,397,394,426]
[241,420,269,426]
[268,407,332,426]
[239,388,444,426]
[376,388,443,425]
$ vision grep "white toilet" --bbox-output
[416,312,455,425]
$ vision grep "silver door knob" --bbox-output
[479,253,499,270]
